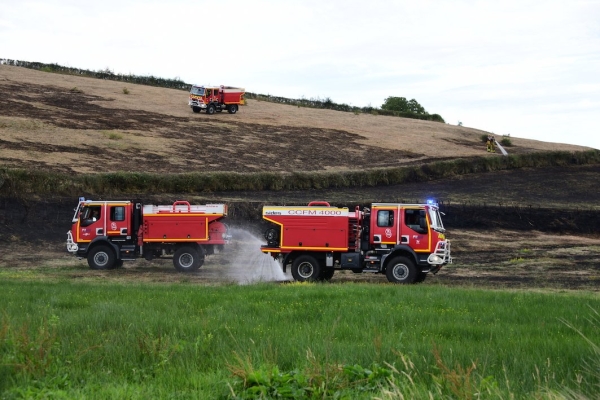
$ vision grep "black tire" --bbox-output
[319,268,335,281]
[88,245,116,270]
[415,271,427,283]
[385,256,417,283]
[206,104,216,115]
[192,106,201,113]
[227,104,238,114]
[173,246,203,272]
[114,259,124,269]
[291,255,321,282]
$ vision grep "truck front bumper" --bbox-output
[189,100,207,109]
[427,240,452,266]
[66,230,78,253]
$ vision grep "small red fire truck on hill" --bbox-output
[66,198,230,271]
[188,84,245,114]
[261,201,451,283]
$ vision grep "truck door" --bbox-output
[399,207,431,253]
[107,203,130,237]
[77,204,104,242]
[370,206,398,246]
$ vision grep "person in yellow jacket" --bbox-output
[486,135,497,153]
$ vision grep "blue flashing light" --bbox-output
[426,199,438,207]
[79,197,86,202]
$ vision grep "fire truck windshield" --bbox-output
[428,208,445,232]
[190,86,205,96]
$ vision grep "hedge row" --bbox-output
[1,151,598,197]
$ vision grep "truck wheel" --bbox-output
[291,255,321,282]
[319,268,335,281]
[227,104,238,114]
[173,246,203,272]
[415,271,427,283]
[386,256,417,283]
[206,104,216,115]
[88,245,116,270]
[192,106,201,113]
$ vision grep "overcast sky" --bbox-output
[2,0,599,149]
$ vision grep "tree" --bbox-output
[381,96,427,114]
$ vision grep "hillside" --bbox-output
[0,64,590,175]
[1,64,599,291]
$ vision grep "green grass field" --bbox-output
[1,279,599,399]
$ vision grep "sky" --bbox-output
[1,0,599,149]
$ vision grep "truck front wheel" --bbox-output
[206,104,216,115]
[173,246,204,272]
[192,106,201,113]
[291,255,321,282]
[415,271,428,283]
[228,104,238,114]
[386,256,417,283]
[88,245,116,270]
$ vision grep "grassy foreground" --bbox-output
[0,280,599,399]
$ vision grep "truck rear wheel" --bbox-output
[386,256,417,283]
[319,267,335,281]
[88,245,116,270]
[173,246,204,272]
[206,104,216,115]
[227,104,238,114]
[291,255,321,282]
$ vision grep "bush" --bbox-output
[501,137,512,146]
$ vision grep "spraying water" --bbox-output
[220,227,289,284]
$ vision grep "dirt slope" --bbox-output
[0,65,590,175]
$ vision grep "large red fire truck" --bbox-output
[66,198,231,271]
[188,84,245,114]
[261,201,451,283]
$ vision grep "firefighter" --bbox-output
[486,135,492,152]
[490,136,496,153]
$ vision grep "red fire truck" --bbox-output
[188,84,245,114]
[261,201,451,283]
[66,198,231,271]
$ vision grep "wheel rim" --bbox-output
[179,253,194,268]
[94,251,109,267]
[297,262,314,279]
[392,263,409,281]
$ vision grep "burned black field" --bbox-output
[2,163,600,290]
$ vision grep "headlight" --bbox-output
[429,255,441,263]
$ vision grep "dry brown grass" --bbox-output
[0,64,589,171]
